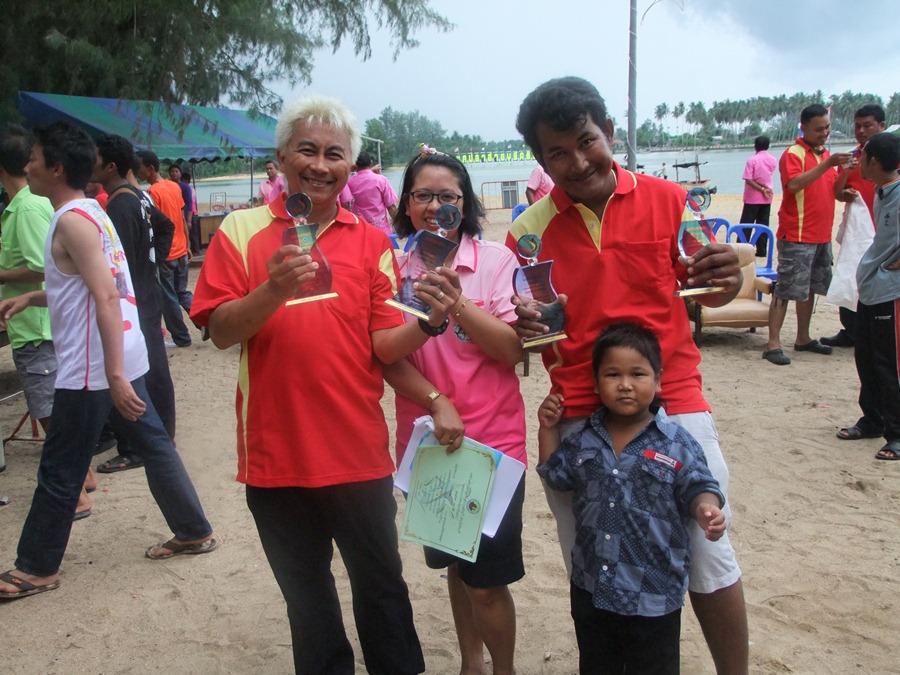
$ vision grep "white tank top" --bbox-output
[45,199,148,390]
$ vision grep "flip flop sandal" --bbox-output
[875,442,900,461]
[762,349,791,365]
[73,509,92,522]
[145,537,219,560]
[837,425,883,441]
[96,455,144,473]
[793,340,832,355]
[0,571,60,600]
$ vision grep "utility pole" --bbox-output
[627,0,638,171]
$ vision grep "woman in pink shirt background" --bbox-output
[388,151,526,675]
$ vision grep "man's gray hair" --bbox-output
[276,95,361,160]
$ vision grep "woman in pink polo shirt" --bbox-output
[391,151,526,675]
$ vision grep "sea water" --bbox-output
[190,143,857,211]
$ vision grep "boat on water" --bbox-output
[672,156,717,194]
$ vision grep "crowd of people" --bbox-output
[0,74,897,674]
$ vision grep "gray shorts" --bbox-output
[12,341,58,420]
[774,240,833,301]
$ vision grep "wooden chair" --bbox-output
[684,243,773,346]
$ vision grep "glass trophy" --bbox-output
[513,233,567,347]
[386,204,460,319]
[283,192,338,304]
[674,187,728,298]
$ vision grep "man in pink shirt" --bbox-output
[740,135,777,256]
[525,164,554,204]
[346,151,398,234]
[257,160,285,205]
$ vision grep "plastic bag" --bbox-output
[826,195,875,310]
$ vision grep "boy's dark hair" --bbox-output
[392,152,484,239]
[355,151,373,168]
[137,149,160,172]
[591,322,663,378]
[855,104,885,123]
[516,77,609,158]
[800,104,829,124]
[754,135,770,152]
[0,123,34,177]
[180,171,192,182]
[35,121,96,191]
[96,134,134,179]
[863,132,900,172]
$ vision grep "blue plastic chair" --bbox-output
[705,217,730,240]
[389,233,415,252]
[511,203,528,222]
[726,224,777,297]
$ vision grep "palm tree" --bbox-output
[672,101,685,144]
[654,102,669,136]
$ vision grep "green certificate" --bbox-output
[400,441,498,561]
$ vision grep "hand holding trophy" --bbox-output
[283,192,338,304]
[674,187,728,298]
[386,204,461,319]
[513,233,567,347]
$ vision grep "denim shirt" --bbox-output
[537,408,723,617]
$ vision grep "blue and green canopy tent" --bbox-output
[16,91,277,163]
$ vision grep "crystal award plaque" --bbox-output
[513,233,567,347]
[386,204,461,319]
[674,187,728,298]
[283,192,338,304]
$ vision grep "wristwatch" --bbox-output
[418,317,450,337]
[425,389,442,410]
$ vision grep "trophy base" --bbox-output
[522,331,568,348]
[674,286,728,298]
[386,298,431,321]
[286,292,339,306]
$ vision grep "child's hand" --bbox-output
[694,503,726,541]
[538,393,564,429]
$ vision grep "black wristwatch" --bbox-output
[418,317,450,336]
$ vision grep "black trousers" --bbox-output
[246,477,424,675]
[855,298,900,441]
[570,583,681,675]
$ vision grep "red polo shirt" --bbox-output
[507,163,709,418]
[191,194,404,488]
[841,145,876,223]
[777,137,838,243]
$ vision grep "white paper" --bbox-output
[395,416,525,537]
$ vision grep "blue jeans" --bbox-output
[15,377,211,577]
[158,255,193,346]
[111,309,177,460]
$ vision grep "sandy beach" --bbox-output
[1,193,897,674]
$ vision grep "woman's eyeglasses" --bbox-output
[409,190,463,205]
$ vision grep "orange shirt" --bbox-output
[148,179,188,259]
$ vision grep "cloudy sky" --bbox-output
[281,0,898,140]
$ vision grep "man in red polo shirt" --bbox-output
[763,105,854,365]
[509,76,748,675]
[190,94,462,675]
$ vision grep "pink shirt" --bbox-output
[394,235,527,465]
[742,151,777,205]
[527,165,554,202]
[258,175,285,205]
[348,169,398,234]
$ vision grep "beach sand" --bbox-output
[1,193,897,674]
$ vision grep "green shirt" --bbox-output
[0,185,53,348]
